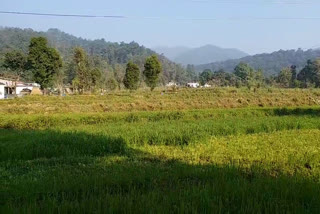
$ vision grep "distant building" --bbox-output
[0,78,41,99]
[166,81,178,87]
[0,83,5,99]
[15,84,34,96]
[186,82,200,88]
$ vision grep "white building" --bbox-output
[166,81,178,87]
[186,82,200,88]
[0,83,5,99]
[0,78,41,99]
[15,84,34,95]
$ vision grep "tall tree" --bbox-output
[297,59,320,88]
[27,37,62,90]
[312,59,320,88]
[199,69,213,86]
[3,50,28,80]
[290,65,298,88]
[90,68,104,92]
[277,67,292,88]
[234,62,256,88]
[143,55,162,91]
[123,61,140,90]
[113,64,125,90]
[234,62,255,81]
[73,47,91,93]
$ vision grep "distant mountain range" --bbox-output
[153,45,249,65]
[195,48,320,76]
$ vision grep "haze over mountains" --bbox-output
[154,44,320,77]
[153,45,249,65]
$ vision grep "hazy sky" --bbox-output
[1,0,320,54]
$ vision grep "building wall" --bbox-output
[16,86,33,95]
[0,85,4,99]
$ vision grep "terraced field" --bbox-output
[1,88,320,213]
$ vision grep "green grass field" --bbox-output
[1,88,320,213]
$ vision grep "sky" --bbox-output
[1,0,320,55]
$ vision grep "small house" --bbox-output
[186,82,200,88]
[0,83,5,99]
[0,78,41,99]
[15,84,34,96]
[166,81,178,87]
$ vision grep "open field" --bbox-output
[1,88,320,114]
[1,88,320,213]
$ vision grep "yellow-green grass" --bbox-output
[1,129,320,213]
[1,87,320,114]
[1,89,320,213]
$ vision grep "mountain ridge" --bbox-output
[195,48,320,76]
[153,44,249,65]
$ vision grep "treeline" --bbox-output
[1,37,164,93]
[198,59,320,89]
[0,27,194,85]
[195,49,320,76]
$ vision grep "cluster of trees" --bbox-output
[3,37,62,90]
[199,62,264,89]
[198,59,320,89]
[2,36,163,93]
[0,27,195,85]
[277,60,320,88]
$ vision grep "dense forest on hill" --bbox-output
[0,27,192,84]
[195,49,320,76]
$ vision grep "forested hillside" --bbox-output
[0,27,191,84]
[195,49,320,76]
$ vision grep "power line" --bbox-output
[0,11,126,19]
[1,11,320,21]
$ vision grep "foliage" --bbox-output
[234,62,255,81]
[196,48,320,76]
[113,64,125,90]
[106,77,118,91]
[209,70,238,87]
[143,55,162,91]
[3,50,28,79]
[233,62,264,89]
[73,47,91,93]
[277,67,292,88]
[26,37,62,89]
[90,67,105,92]
[199,69,213,85]
[0,27,192,84]
[124,61,140,90]
[298,59,320,88]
